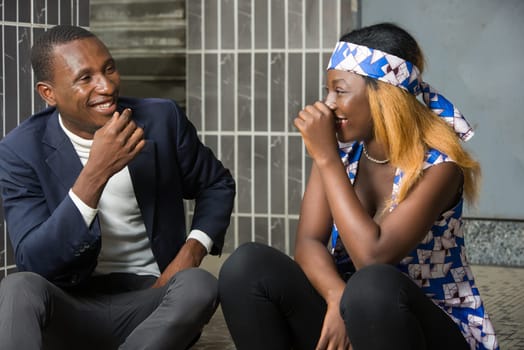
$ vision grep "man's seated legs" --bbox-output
[0,268,217,350]
[120,267,218,350]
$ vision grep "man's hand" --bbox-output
[88,108,145,181]
[72,108,145,208]
[151,238,208,288]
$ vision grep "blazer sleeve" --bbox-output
[172,103,236,255]
[0,142,100,286]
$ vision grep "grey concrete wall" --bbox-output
[90,0,186,106]
[465,219,524,266]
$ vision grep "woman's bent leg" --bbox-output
[218,242,326,350]
[340,264,469,350]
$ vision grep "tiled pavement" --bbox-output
[194,256,524,350]
[471,265,524,350]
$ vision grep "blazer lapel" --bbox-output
[42,112,83,191]
[128,140,157,238]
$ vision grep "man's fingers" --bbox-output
[117,108,132,121]
[113,117,142,147]
[128,127,145,152]
[130,139,146,156]
[107,108,132,131]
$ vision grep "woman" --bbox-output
[219,23,498,350]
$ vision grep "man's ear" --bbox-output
[36,81,57,106]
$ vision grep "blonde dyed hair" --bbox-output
[366,80,481,208]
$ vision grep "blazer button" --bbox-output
[70,274,79,284]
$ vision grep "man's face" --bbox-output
[41,37,121,139]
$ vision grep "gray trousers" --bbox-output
[0,268,218,350]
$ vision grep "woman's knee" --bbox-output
[340,264,402,321]
[219,242,274,284]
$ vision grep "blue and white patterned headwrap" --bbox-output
[327,42,474,141]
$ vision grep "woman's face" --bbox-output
[324,70,374,143]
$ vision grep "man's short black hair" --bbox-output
[31,25,95,82]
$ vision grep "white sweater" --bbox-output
[60,116,160,276]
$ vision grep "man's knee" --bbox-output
[168,268,218,313]
[0,272,51,318]
[1,271,50,299]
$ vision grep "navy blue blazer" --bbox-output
[0,97,235,287]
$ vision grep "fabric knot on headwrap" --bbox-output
[327,41,474,141]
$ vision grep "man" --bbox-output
[0,25,235,350]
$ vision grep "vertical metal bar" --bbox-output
[266,0,272,246]
[233,0,239,248]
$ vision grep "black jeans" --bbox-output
[218,242,469,350]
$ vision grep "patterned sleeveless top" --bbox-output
[330,141,498,350]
